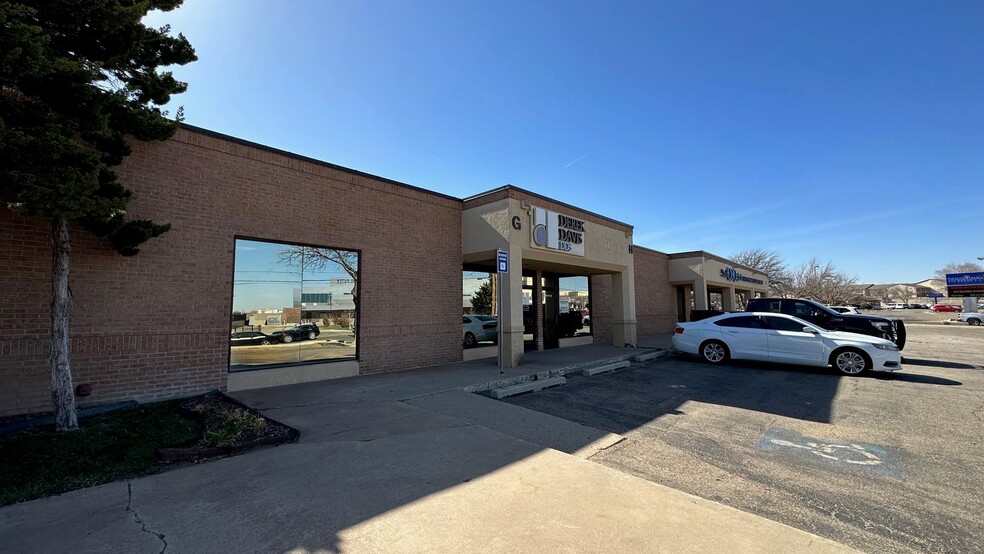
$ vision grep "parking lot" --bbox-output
[502,324,984,554]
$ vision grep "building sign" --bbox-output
[946,272,984,297]
[720,267,765,286]
[531,206,585,256]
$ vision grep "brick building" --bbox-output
[0,125,767,416]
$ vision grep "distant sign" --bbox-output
[945,272,984,286]
[926,292,944,298]
[946,272,984,298]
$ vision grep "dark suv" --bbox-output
[746,298,906,350]
[270,323,321,344]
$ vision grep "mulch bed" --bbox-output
[157,391,299,462]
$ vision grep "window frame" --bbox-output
[228,235,362,373]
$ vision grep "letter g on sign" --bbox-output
[512,216,522,230]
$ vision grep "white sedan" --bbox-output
[672,312,903,375]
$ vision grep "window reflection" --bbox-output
[230,238,359,371]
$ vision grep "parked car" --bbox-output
[746,297,906,350]
[671,312,903,375]
[270,323,321,343]
[885,303,906,310]
[230,331,278,346]
[931,304,961,313]
[829,306,861,314]
[463,315,497,347]
[957,313,982,326]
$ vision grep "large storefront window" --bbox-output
[230,238,359,371]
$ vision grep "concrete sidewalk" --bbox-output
[0,339,857,553]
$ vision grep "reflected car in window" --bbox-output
[270,323,321,344]
[230,331,279,346]
[463,315,497,348]
[671,312,903,375]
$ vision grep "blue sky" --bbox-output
[148,1,983,284]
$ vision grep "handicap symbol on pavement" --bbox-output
[767,439,883,466]
[756,428,904,479]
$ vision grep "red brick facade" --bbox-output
[0,127,462,416]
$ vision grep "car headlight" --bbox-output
[872,343,898,351]
[870,321,890,331]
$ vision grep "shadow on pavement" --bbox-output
[902,358,982,370]
[504,355,844,428]
[873,373,963,385]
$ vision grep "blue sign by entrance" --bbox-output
[926,292,944,298]
[497,250,508,273]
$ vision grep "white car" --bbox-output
[671,312,903,375]
[462,315,498,347]
[829,306,861,314]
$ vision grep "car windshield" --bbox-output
[474,315,497,322]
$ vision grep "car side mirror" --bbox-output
[803,327,818,334]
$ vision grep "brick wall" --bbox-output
[0,126,463,416]
[632,247,677,334]
[589,246,677,345]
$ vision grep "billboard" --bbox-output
[946,272,984,298]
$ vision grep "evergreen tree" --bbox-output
[0,0,197,430]
[471,281,493,315]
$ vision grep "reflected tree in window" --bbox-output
[279,246,359,333]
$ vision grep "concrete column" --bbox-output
[611,256,638,347]
[533,270,544,351]
[693,279,708,310]
[723,287,736,311]
[499,248,524,368]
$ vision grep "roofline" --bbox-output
[178,123,461,203]
[463,185,633,230]
[667,250,763,276]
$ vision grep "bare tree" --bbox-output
[887,284,916,304]
[279,247,359,332]
[787,259,861,305]
[935,261,984,278]
[730,249,791,296]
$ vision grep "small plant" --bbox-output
[337,314,351,328]
[206,409,267,448]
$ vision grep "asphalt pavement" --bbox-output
[502,326,984,554]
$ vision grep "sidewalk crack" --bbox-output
[126,481,168,554]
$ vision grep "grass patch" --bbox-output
[0,399,200,506]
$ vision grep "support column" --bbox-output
[693,279,709,310]
[611,257,638,347]
[499,248,524,368]
[533,270,544,351]
[723,287,736,311]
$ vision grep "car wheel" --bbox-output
[832,348,870,375]
[463,332,477,348]
[261,339,270,345]
[969,318,982,326]
[700,340,729,364]
[308,331,317,340]
[281,334,294,344]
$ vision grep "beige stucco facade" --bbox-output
[669,251,769,320]
[463,187,636,366]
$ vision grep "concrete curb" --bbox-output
[463,349,666,395]
[490,376,568,399]
[582,360,631,376]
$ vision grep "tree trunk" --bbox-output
[51,217,78,431]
